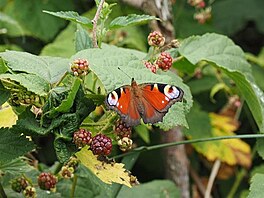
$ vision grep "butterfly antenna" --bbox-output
[117,67,133,80]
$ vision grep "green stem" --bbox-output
[70,175,78,198]
[112,134,264,159]
[54,71,69,87]
[227,168,246,198]
[0,182,7,198]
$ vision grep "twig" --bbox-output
[92,0,105,48]
[205,159,221,198]
[189,166,206,197]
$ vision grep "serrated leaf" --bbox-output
[109,14,157,29]
[54,137,75,163]
[44,11,92,28]
[75,24,93,51]
[0,51,70,84]
[117,180,180,198]
[248,173,264,198]
[0,73,49,96]
[71,46,192,129]
[75,147,132,187]
[179,33,264,132]
[0,128,35,162]
[0,157,33,175]
[0,103,17,128]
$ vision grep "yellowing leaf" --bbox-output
[75,147,132,187]
[192,113,251,168]
[0,103,17,127]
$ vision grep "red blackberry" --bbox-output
[114,119,132,138]
[144,61,157,74]
[70,58,89,76]
[73,129,92,148]
[38,172,57,191]
[155,52,173,71]
[11,176,29,193]
[147,31,165,47]
[90,134,112,156]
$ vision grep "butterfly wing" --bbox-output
[105,86,141,126]
[140,83,184,124]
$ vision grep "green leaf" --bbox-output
[54,137,75,163]
[109,14,157,29]
[41,23,76,58]
[173,56,196,74]
[75,24,93,51]
[0,12,24,37]
[0,73,49,96]
[0,157,33,175]
[187,76,218,95]
[210,83,228,102]
[71,45,192,129]
[0,82,10,105]
[0,51,70,84]
[44,10,93,28]
[134,125,150,144]
[0,58,8,74]
[179,33,264,132]
[248,173,264,198]
[0,128,35,162]
[117,180,180,198]
[4,0,74,41]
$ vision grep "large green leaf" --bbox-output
[4,0,74,41]
[43,10,93,29]
[179,33,264,133]
[117,180,180,198]
[0,51,70,84]
[0,128,35,162]
[75,24,93,51]
[71,45,192,129]
[0,157,33,175]
[248,173,264,198]
[0,73,49,96]
[109,14,157,29]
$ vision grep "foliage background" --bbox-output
[1,0,264,197]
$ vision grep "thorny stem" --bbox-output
[205,159,221,198]
[112,134,264,159]
[92,0,105,48]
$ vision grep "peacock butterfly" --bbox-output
[105,78,184,126]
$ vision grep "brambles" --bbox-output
[23,186,36,198]
[114,119,132,138]
[38,172,57,191]
[148,31,165,47]
[11,176,29,193]
[71,58,89,76]
[90,134,112,156]
[73,129,92,148]
[155,52,173,71]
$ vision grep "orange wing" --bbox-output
[105,86,141,126]
[140,83,184,124]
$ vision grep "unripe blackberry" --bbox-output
[114,119,132,138]
[147,31,165,47]
[73,129,92,148]
[66,157,79,170]
[155,52,173,71]
[117,137,133,152]
[60,166,74,179]
[11,176,29,192]
[38,172,57,191]
[90,134,112,156]
[71,58,89,76]
[144,61,157,74]
[23,186,36,198]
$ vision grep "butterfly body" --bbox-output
[106,78,184,126]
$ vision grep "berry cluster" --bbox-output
[59,157,79,179]
[73,129,113,156]
[90,134,112,156]
[188,0,212,24]
[114,119,132,138]
[11,176,29,193]
[38,172,57,191]
[23,186,36,198]
[117,137,133,152]
[73,129,92,148]
[71,58,89,76]
[9,89,43,107]
[147,31,165,47]
[155,52,173,71]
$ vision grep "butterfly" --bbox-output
[105,78,184,126]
